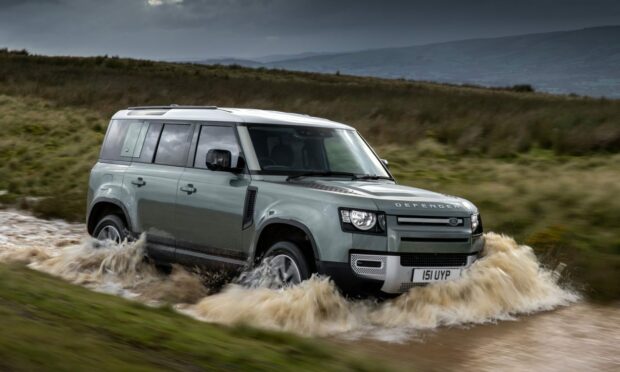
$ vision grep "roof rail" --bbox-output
[127,105,218,110]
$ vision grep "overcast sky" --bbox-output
[1,0,619,60]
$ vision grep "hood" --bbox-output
[291,180,476,217]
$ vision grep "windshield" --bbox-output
[247,125,390,178]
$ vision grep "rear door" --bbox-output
[123,121,193,261]
[174,123,250,265]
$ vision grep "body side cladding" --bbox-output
[252,218,321,265]
[87,197,134,235]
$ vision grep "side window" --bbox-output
[194,125,241,169]
[154,124,192,166]
[134,122,163,163]
[100,120,130,161]
[120,121,148,158]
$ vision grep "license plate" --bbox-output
[411,268,462,283]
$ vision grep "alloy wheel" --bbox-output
[270,254,302,285]
[96,225,122,244]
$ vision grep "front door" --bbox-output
[175,124,250,265]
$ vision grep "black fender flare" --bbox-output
[252,218,321,264]
[87,197,134,235]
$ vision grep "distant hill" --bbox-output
[190,57,264,68]
[189,52,333,66]
[192,26,620,98]
[254,52,331,63]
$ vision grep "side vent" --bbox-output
[242,187,258,229]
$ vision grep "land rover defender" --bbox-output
[87,106,484,296]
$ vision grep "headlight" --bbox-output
[339,208,385,234]
[350,210,377,230]
[471,213,483,234]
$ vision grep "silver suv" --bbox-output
[87,106,484,296]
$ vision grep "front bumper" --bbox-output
[318,235,483,297]
[350,251,479,293]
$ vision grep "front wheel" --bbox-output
[93,215,128,244]
[263,241,311,286]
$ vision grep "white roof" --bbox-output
[111,107,353,129]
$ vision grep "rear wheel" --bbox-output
[93,215,127,244]
[263,241,311,286]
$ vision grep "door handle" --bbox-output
[131,177,146,187]
[180,184,197,194]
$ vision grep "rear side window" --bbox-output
[134,122,163,163]
[154,124,192,166]
[100,120,130,161]
[100,120,163,162]
[193,125,241,169]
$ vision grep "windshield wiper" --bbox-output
[286,171,358,181]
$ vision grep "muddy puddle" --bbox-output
[0,209,618,369]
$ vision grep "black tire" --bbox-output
[263,241,311,284]
[93,214,128,244]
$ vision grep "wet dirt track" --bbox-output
[340,303,620,371]
[0,209,618,371]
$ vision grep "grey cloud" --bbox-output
[0,0,619,59]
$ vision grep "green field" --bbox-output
[1,49,619,156]
[0,50,618,303]
[0,264,395,371]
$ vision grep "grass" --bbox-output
[0,264,394,371]
[0,95,105,220]
[1,50,619,156]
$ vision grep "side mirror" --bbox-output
[206,149,244,173]
[206,149,232,171]
[381,159,389,167]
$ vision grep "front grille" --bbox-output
[400,253,469,267]
[397,216,464,227]
[401,237,469,243]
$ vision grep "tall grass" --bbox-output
[0,95,104,220]
[1,51,619,156]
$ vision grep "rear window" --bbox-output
[154,124,192,166]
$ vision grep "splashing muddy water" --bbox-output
[180,232,579,339]
[0,209,581,343]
